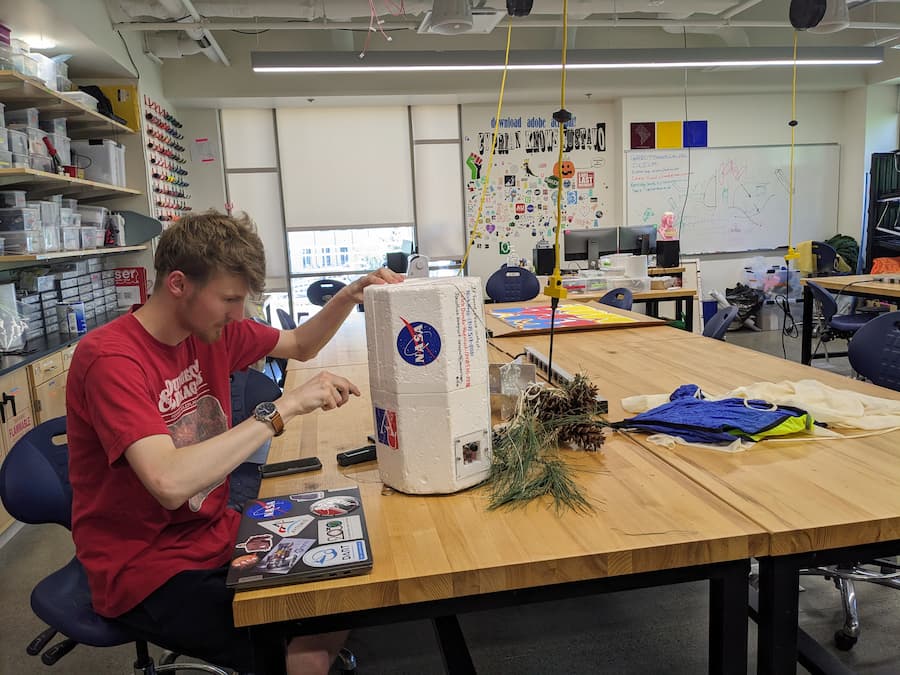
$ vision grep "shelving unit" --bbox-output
[0,168,142,201]
[864,153,900,268]
[0,70,136,138]
[0,244,146,264]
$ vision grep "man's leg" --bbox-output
[286,631,349,675]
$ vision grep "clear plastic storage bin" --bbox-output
[80,226,102,249]
[61,226,80,251]
[0,191,26,208]
[0,207,40,231]
[7,129,27,155]
[77,205,108,227]
[6,108,39,128]
[0,149,11,168]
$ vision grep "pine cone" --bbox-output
[559,422,606,451]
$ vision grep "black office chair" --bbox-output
[702,305,739,340]
[811,240,840,277]
[228,368,282,510]
[0,418,229,674]
[308,279,347,306]
[806,281,875,360]
[598,287,633,311]
[485,265,541,303]
[253,316,287,388]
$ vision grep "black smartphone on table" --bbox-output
[257,457,322,478]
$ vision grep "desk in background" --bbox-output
[236,321,765,675]
[494,326,900,674]
[800,274,900,365]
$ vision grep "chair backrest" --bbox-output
[598,287,633,310]
[805,280,838,322]
[308,279,347,306]
[811,241,838,275]
[702,305,740,340]
[0,417,70,529]
[485,265,541,303]
[275,307,297,330]
[230,369,282,425]
[848,310,900,390]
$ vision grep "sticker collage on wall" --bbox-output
[461,104,615,281]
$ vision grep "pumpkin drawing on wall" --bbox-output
[553,160,576,179]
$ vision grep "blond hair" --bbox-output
[154,211,266,295]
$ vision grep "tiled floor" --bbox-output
[1,329,897,674]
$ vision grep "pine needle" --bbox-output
[485,373,607,512]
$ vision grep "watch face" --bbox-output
[255,401,276,418]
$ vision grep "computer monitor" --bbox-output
[563,228,618,262]
[618,226,657,254]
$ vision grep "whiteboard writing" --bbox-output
[626,145,840,254]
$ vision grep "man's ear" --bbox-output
[165,271,190,298]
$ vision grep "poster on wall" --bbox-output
[461,104,615,284]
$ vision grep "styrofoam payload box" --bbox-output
[364,277,492,495]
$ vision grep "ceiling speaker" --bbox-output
[789,0,827,30]
[809,0,850,33]
[429,0,473,35]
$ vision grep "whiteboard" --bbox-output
[625,144,840,254]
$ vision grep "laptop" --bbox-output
[225,485,373,590]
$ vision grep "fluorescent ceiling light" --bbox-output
[252,47,883,73]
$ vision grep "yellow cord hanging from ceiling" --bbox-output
[785,30,800,262]
[459,23,514,274]
[542,0,571,303]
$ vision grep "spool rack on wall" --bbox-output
[143,95,191,224]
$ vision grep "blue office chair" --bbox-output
[806,281,874,359]
[485,265,541,303]
[848,310,900,389]
[228,368,282,510]
[598,287,633,311]
[307,279,346,306]
[702,305,739,340]
[0,418,228,673]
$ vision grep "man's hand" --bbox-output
[342,268,404,303]
[282,370,361,416]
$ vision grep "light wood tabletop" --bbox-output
[800,274,900,299]
[511,327,900,673]
[233,328,767,634]
[485,299,665,337]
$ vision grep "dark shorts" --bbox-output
[115,565,284,674]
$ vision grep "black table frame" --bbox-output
[246,558,750,675]
[754,537,900,675]
[640,294,695,332]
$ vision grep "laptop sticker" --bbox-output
[246,499,292,519]
[231,553,260,569]
[257,538,316,574]
[235,533,274,553]
[290,492,325,502]
[317,516,363,544]
[309,495,360,517]
[257,514,315,537]
[302,540,369,568]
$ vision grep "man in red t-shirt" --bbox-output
[67,211,401,674]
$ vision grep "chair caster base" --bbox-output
[834,630,858,651]
[336,647,357,674]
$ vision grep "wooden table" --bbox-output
[235,321,766,675]
[799,275,900,365]
[494,326,900,674]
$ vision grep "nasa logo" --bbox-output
[246,499,292,520]
[396,318,442,366]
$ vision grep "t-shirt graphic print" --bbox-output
[159,358,227,512]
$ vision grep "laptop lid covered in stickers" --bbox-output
[225,486,373,590]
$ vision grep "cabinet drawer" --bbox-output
[34,375,67,425]
[29,352,64,387]
[61,344,77,371]
[0,368,35,455]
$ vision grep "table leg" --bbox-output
[756,556,800,675]
[801,286,813,365]
[708,559,749,675]
[433,615,476,674]
[684,298,694,332]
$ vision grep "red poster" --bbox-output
[630,122,656,150]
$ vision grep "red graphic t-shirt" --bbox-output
[67,313,279,617]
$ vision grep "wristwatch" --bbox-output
[253,401,284,437]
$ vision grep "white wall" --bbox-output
[619,92,848,296]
